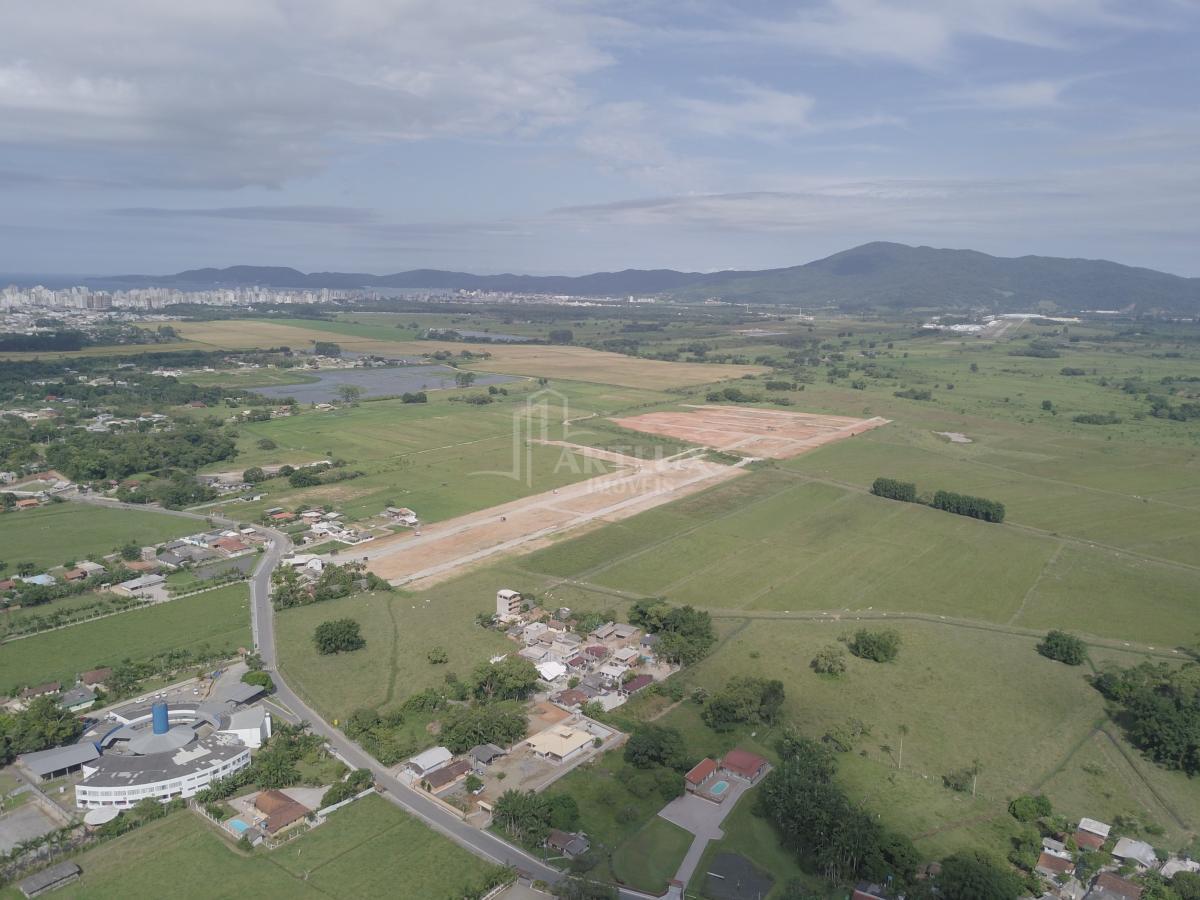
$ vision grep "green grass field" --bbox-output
[609,816,694,893]
[0,583,250,692]
[0,503,200,571]
[195,380,681,524]
[0,795,501,900]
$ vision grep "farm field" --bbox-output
[0,503,201,570]
[0,583,250,692]
[0,795,501,900]
[164,318,765,388]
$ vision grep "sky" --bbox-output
[2,0,1198,277]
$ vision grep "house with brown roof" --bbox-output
[80,667,112,688]
[620,674,654,697]
[19,682,60,701]
[685,758,718,792]
[720,748,770,784]
[552,689,590,709]
[15,498,40,510]
[254,789,310,834]
[1087,872,1143,900]
[1036,852,1075,878]
[212,537,250,555]
[422,759,472,793]
[546,829,591,859]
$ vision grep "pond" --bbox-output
[253,366,517,403]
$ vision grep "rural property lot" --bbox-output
[0,503,201,571]
[3,796,499,900]
[611,405,889,458]
[358,443,744,586]
[165,319,764,388]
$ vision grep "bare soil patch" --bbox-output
[610,405,889,459]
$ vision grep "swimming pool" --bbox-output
[709,780,730,796]
[228,819,251,834]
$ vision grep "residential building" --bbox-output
[468,744,506,771]
[1112,837,1158,870]
[527,726,594,764]
[406,746,452,778]
[496,589,523,621]
[720,748,771,784]
[546,829,591,858]
[620,674,654,696]
[255,789,310,834]
[422,759,472,792]
[1087,872,1142,900]
[1036,852,1075,878]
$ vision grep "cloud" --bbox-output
[108,205,380,224]
[936,77,1074,109]
[550,163,1200,241]
[678,80,817,136]
[0,0,616,187]
[741,0,1173,69]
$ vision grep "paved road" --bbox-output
[72,495,663,895]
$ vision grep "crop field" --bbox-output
[0,503,200,570]
[0,795,499,900]
[165,318,764,388]
[0,583,250,691]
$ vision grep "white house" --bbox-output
[220,707,272,750]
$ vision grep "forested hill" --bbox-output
[79,242,1200,314]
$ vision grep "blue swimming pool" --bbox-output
[710,780,730,796]
[229,819,251,834]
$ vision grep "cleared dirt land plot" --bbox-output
[166,319,764,388]
[357,448,743,586]
[611,405,889,459]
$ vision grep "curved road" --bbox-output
[73,495,659,896]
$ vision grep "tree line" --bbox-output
[871,477,1005,523]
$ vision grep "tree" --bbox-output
[454,371,478,389]
[256,438,277,450]
[871,477,917,502]
[336,384,364,404]
[119,542,141,561]
[624,725,689,771]
[548,329,574,344]
[847,629,901,663]
[241,670,275,692]
[812,645,847,675]
[289,469,321,488]
[440,705,528,753]
[1037,630,1087,666]
[702,677,786,731]
[469,656,540,702]
[253,746,301,789]
[313,618,365,655]
[1008,794,1052,822]
[243,466,266,484]
[936,851,1024,900]
[314,341,341,357]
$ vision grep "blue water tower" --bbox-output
[151,702,170,735]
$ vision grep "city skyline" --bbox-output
[3,1,1199,277]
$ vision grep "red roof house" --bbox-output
[720,748,770,783]
[685,758,718,786]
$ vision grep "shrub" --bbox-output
[811,645,848,676]
[1037,630,1087,666]
[1008,794,1053,822]
[847,629,901,663]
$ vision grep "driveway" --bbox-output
[657,781,751,887]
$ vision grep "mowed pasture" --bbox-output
[165,318,765,388]
[0,583,250,691]
[1,795,500,900]
[0,503,200,570]
[273,565,518,721]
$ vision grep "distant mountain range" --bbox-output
[61,242,1200,313]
